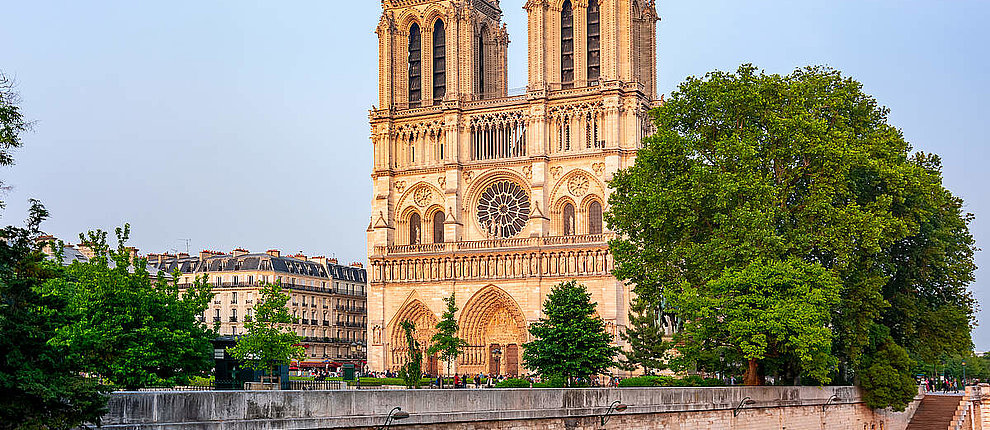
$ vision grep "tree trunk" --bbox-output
[743,358,763,386]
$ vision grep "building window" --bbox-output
[588,201,603,235]
[231,291,237,303]
[408,23,422,107]
[409,212,421,244]
[563,203,576,236]
[587,0,601,83]
[477,25,486,97]
[432,19,446,104]
[561,0,574,88]
[433,211,445,243]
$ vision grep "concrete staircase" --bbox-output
[906,395,964,430]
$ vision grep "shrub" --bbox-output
[495,378,531,388]
[618,375,723,387]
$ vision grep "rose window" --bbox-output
[476,181,530,238]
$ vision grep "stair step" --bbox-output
[906,395,963,430]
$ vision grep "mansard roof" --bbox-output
[150,252,367,282]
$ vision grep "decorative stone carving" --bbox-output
[568,174,589,197]
[592,162,605,176]
[413,186,432,207]
[395,181,406,193]
[464,171,474,183]
[522,165,532,179]
[550,166,563,179]
[438,176,446,188]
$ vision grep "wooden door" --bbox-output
[427,354,439,376]
[505,344,519,376]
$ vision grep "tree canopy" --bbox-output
[229,282,304,377]
[523,280,618,386]
[47,224,217,390]
[427,293,468,385]
[0,203,108,429]
[608,64,976,409]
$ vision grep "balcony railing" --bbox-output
[229,316,237,322]
[301,319,309,325]
[213,316,221,322]
[375,233,613,255]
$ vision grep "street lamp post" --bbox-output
[491,347,502,379]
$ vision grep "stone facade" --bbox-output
[147,250,368,369]
[368,0,659,375]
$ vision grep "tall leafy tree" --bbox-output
[523,280,618,386]
[0,202,109,429]
[673,259,840,385]
[397,320,423,388]
[229,282,305,380]
[48,224,217,390]
[427,293,468,387]
[0,71,31,209]
[608,65,975,409]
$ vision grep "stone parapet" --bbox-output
[100,386,918,430]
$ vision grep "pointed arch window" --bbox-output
[433,211,445,243]
[409,213,421,244]
[408,23,422,107]
[587,0,601,83]
[562,203,576,236]
[477,25,487,97]
[432,20,446,105]
[560,0,574,88]
[588,201,603,235]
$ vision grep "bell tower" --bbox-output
[525,0,658,97]
[376,0,510,110]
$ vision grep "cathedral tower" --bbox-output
[368,0,659,376]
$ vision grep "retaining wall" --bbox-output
[102,386,921,429]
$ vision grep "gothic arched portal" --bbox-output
[387,298,439,372]
[457,285,527,376]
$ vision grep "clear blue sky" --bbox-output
[2,1,987,348]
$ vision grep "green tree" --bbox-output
[397,320,423,388]
[48,224,216,390]
[619,296,672,374]
[427,293,468,388]
[607,65,975,409]
[229,282,305,380]
[523,280,618,386]
[0,202,109,429]
[673,259,840,385]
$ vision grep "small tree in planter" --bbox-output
[398,320,423,388]
[230,282,304,387]
[427,293,468,388]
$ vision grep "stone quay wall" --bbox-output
[101,386,921,430]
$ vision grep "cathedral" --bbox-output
[367,0,658,376]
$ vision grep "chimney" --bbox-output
[267,249,281,258]
[292,253,308,262]
[311,256,327,266]
[232,248,249,257]
[350,262,364,269]
[147,253,160,264]
[177,252,190,259]
[200,250,214,260]
[328,258,339,265]
[125,247,139,261]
